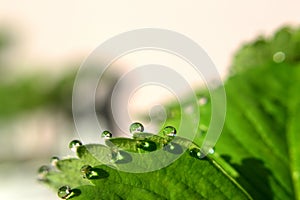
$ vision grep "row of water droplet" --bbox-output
[39,122,212,199]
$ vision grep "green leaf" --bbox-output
[40,26,300,199]
[162,27,300,199]
[42,137,250,199]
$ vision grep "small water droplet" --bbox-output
[163,126,177,137]
[273,51,286,63]
[198,97,207,106]
[57,185,73,199]
[50,156,60,167]
[189,148,203,159]
[101,130,112,139]
[129,122,144,134]
[69,140,82,152]
[208,148,215,154]
[37,165,50,181]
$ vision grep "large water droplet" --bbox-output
[51,156,60,167]
[163,126,177,137]
[37,165,50,181]
[189,148,203,159]
[273,51,286,63]
[101,130,112,139]
[57,185,73,199]
[69,140,82,152]
[129,122,144,134]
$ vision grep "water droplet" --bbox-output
[69,140,82,152]
[80,165,95,179]
[37,165,50,181]
[273,51,286,63]
[198,97,207,106]
[101,130,112,139]
[163,126,177,137]
[57,185,73,199]
[189,148,203,159]
[50,156,60,167]
[80,165,109,179]
[208,148,215,154]
[129,122,144,134]
[136,140,157,151]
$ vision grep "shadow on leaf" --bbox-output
[221,155,273,200]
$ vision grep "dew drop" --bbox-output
[50,156,60,167]
[101,130,112,139]
[57,185,73,199]
[69,140,82,152]
[80,165,109,179]
[163,126,177,137]
[208,148,215,154]
[80,165,94,179]
[189,148,203,159]
[129,122,144,134]
[273,51,286,63]
[37,165,50,181]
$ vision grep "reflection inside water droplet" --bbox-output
[129,122,144,134]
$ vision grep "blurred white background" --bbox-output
[0,0,299,199]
